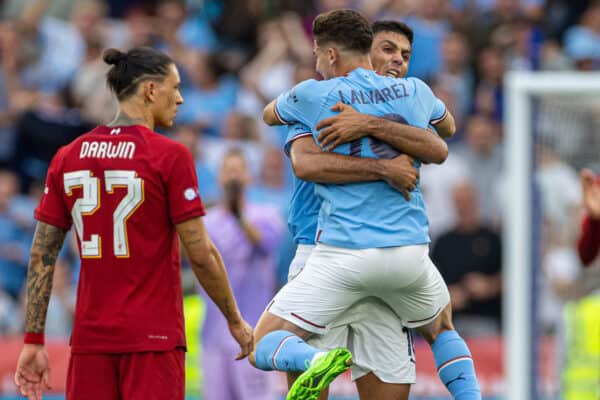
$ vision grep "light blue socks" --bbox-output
[432,330,481,399]
[255,330,321,372]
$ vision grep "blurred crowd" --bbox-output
[0,0,599,389]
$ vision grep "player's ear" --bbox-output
[143,81,156,103]
[327,47,337,66]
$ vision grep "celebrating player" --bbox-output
[14,47,253,400]
[254,10,480,400]
[279,20,463,400]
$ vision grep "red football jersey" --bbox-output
[35,125,205,353]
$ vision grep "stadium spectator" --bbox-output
[0,170,28,301]
[432,180,503,336]
[172,124,220,207]
[474,46,505,120]
[454,114,503,227]
[12,86,94,192]
[563,1,600,70]
[202,148,283,400]
[176,52,239,136]
[438,31,474,128]
[395,0,450,80]
[15,0,85,92]
[420,150,470,240]
[578,169,600,266]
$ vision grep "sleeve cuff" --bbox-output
[34,211,71,231]
[430,109,448,125]
[274,101,290,125]
[283,132,312,156]
[24,332,45,345]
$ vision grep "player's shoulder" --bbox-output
[404,77,433,94]
[292,78,339,97]
[136,127,190,155]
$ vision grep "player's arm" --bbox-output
[315,103,448,164]
[263,100,284,126]
[23,222,67,336]
[290,136,418,200]
[431,108,456,138]
[263,79,321,127]
[15,222,67,399]
[263,100,283,126]
[176,217,253,359]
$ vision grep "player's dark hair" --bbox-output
[372,20,414,44]
[103,47,174,101]
[312,9,373,54]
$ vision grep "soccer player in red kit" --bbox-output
[578,168,600,266]
[14,47,253,400]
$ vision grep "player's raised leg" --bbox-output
[250,312,352,400]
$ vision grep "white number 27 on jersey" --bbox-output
[64,170,144,258]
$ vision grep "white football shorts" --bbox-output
[284,244,416,384]
[270,242,450,332]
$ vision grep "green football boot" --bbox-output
[286,348,353,400]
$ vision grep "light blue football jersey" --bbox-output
[275,67,447,249]
[283,123,319,245]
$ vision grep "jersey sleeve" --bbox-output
[274,79,322,127]
[410,77,448,125]
[166,144,206,224]
[283,123,313,157]
[34,148,72,230]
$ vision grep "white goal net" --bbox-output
[504,71,600,400]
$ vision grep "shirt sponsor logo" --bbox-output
[148,335,168,340]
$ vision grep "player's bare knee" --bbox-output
[417,304,455,344]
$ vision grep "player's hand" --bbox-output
[581,169,600,219]
[14,344,51,400]
[316,103,371,151]
[380,155,418,200]
[228,318,254,360]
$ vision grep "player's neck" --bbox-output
[336,55,373,77]
[109,102,155,130]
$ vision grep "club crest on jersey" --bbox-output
[184,187,199,201]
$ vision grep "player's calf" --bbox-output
[417,305,481,400]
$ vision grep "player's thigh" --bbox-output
[119,349,185,400]
[347,298,416,385]
[269,244,369,335]
[355,373,410,400]
[379,246,450,329]
[67,353,119,400]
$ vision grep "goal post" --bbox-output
[503,71,600,400]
